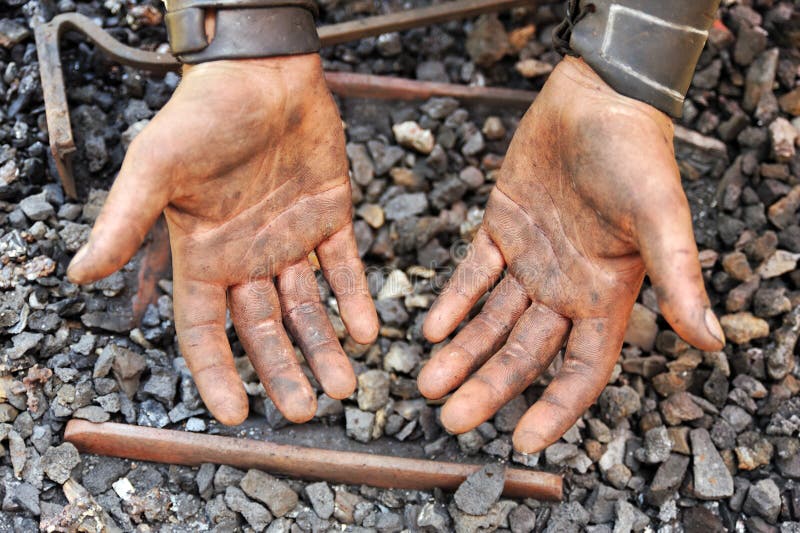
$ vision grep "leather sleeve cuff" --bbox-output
[164,0,320,64]
[555,0,720,117]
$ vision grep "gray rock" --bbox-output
[111,345,147,398]
[375,298,409,325]
[0,20,31,47]
[774,437,800,478]
[743,478,781,523]
[142,367,178,405]
[690,428,734,499]
[383,341,421,374]
[598,386,641,422]
[494,396,527,433]
[19,193,54,221]
[93,344,117,378]
[722,404,753,433]
[376,32,402,57]
[417,502,450,531]
[454,463,505,515]
[346,143,374,186]
[168,402,205,423]
[314,393,344,418]
[457,430,486,455]
[635,426,673,464]
[545,442,579,465]
[185,418,206,432]
[4,480,40,516]
[8,332,43,359]
[508,504,537,533]
[265,517,293,532]
[482,438,512,459]
[214,465,245,493]
[544,501,590,533]
[94,393,120,413]
[41,443,80,484]
[345,407,375,443]
[766,306,800,380]
[613,499,648,533]
[137,399,169,428]
[744,48,779,112]
[240,469,298,517]
[72,333,96,356]
[204,493,240,528]
[647,453,690,505]
[305,481,334,519]
[421,97,459,119]
[30,426,51,455]
[58,222,91,252]
[461,130,485,157]
[8,430,25,477]
[123,99,153,125]
[416,60,449,83]
[384,193,428,221]
[81,456,130,495]
[196,463,215,500]
[357,369,390,411]
[72,405,110,423]
[589,484,626,524]
[224,486,272,530]
[367,141,404,176]
[449,500,517,533]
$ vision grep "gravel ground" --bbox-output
[0,0,799,531]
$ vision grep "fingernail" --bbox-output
[704,308,725,346]
[66,243,89,281]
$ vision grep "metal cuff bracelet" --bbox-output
[164,0,320,63]
[555,0,720,117]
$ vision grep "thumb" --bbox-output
[67,137,170,284]
[636,181,725,352]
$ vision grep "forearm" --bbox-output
[555,0,721,117]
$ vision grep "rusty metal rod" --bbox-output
[65,420,563,500]
[319,0,543,46]
[324,71,536,106]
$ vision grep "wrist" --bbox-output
[558,56,669,120]
[181,53,326,98]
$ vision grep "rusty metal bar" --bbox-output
[319,0,541,45]
[324,71,536,106]
[65,420,563,500]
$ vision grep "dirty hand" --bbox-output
[418,56,725,453]
[67,55,379,425]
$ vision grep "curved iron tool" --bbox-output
[36,0,548,197]
[35,14,179,198]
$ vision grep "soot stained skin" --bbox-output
[67,54,378,426]
[418,56,726,454]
